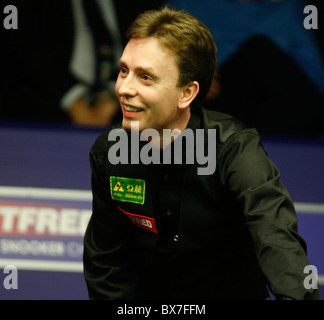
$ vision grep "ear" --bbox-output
[178,81,199,109]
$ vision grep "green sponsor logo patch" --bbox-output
[110,176,145,205]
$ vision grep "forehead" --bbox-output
[121,37,179,74]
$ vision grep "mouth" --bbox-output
[121,103,144,114]
[123,104,143,112]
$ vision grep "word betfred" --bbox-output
[0,205,91,237]
[108,122,216,175]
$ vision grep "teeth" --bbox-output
[124,105,142,112]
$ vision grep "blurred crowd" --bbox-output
[1,0,323,137]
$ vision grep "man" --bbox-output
[60,0,165,126]
[83,7,319,300]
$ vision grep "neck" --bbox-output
[156,108,191,149]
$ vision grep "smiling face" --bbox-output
[115,37,198,135]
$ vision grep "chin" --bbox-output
[122,118,132,131]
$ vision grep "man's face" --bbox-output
[115,37,187,134]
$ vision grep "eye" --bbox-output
[119,66,128,77]
[141,74,153,82]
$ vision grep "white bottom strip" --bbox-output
[0,259,83,273]
[319,275,324,286]
[0,186,92,201]
[295,202,324,214]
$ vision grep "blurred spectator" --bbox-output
[60,0,123,127]
[205,35,324,137]
[168,0,324,137]
[1,1,73,123]
[0,0,164,126]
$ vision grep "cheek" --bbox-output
[115,78,121,96]
[138,88,160,107]
[159,88,181,108]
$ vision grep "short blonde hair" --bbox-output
[126,6,217,108]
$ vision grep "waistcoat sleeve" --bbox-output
[217,129,319,300]
[83,134,138,299]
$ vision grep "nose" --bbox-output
[116,74,137,98]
